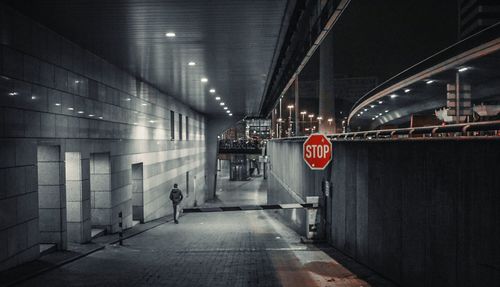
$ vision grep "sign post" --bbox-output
[303,134,333,170]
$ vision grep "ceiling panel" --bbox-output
[6,0,288,118]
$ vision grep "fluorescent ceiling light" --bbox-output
[188,61,196,66]
[458,67,469,72]
[215,97,221,101]
[201,78,208,83]
[209,89,216,93]
[220,102,225,106]
[404,89,411,93]
[165,32,176,37]
[390,94,398,98]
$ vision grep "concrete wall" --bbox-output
[267,140,326,235]
[37,145,66,249]
[65,152,91,244]
[0,4,208,271]
[267,139,500,287]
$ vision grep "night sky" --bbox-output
[331,0,459,82]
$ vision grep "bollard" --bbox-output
[118,211,123,246]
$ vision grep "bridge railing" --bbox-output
[271,120,500,142]
[218,140,263,154]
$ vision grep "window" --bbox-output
[170,111,175,140]
[178,114,183,140]
[185,116,189,140]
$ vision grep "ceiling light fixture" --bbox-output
[201,78,208,83]
[165,32,176,37]
[31,96,37,100]
[89,114,94,117]
[142,103,147,106]
[215,97,221,101]
[188,61,196,66]
[78,111,84,114]
[209,89,216,93]
[55,103,61,106]
[223,107,228,110]
[426,80,435,84]
[229,113,233,116]
[378,100,383,104]
[404,88,411,93]
[458,66,470,72]
[220,102,225,106]
[68,107,74,111]
[390,94,398,98]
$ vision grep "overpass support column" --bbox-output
[293,77,301,136]
[319,32,335,134]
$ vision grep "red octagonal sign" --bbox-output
[303,134,333,170]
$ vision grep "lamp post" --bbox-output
[277,118,282,138]
[317,116,323,132]
[300,111,307,135]
[287,105,294,137]
[308,114,314,134]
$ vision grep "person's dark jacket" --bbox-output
[169,188,183,205]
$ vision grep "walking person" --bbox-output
[169,183,183,224]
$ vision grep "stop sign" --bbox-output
[303,134,333,170]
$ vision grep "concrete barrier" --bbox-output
[267,138,500,287]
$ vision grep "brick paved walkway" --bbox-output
[15,178,387,287]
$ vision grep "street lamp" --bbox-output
[328,118,333,125]
[300,111,307,122]
[277,118,283,138]
[287,105,294,137]
[317,116,323,126]
[308,114,314,134]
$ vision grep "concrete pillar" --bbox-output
[65,152,91,243]
[319,31,335,134]
[37,145,67,249]
[90,153,112,232]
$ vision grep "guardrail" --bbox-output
[271,120,500,142]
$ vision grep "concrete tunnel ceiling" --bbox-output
[6,0,288,118]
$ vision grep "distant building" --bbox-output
[459,0,500,38]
